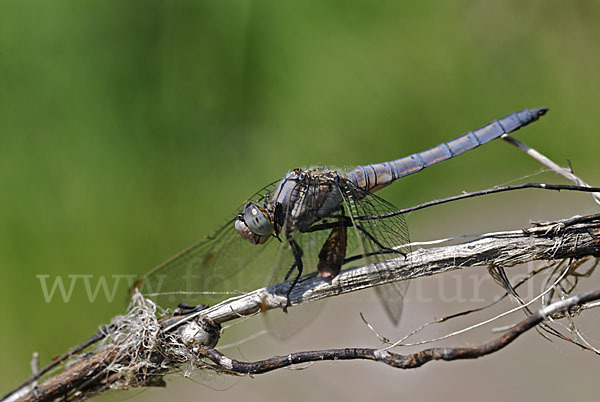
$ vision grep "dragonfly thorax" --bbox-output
[235,168,346,245]
[267,168,345,233]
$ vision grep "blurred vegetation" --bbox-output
[0,0,598,395]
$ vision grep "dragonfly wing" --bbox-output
[374,281,409,326]
[135,219,289,311]
[134,183,287,313]
[337,178,411,325]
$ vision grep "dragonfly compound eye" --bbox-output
[242,203,273,236]
[234,202,273,245]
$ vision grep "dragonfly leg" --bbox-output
[340,223,407,265]
[355,223,407,257]
[343,248,400,264]
[283,236,304,312]
[304,216,352,233]
[173,302,209,316]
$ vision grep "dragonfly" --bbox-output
[135,107,548,325]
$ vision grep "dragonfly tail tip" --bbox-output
[532,107,549,118]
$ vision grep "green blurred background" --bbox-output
[1,1,599,401]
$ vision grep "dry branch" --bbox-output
[5,213,600,402]
[198,287,600,373]
[198,213,600,325]
[501,133,600,205]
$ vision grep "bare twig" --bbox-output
[501,134,600,205]
[196,287,600,374]
[196,213,600,326]
[359,183,600,219]
[5,213,600,402]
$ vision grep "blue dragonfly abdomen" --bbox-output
[348,108,548,193]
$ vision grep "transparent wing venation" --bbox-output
[135,180,283,311]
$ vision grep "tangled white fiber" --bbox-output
[91,291,163,388]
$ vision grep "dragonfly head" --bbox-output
[235,202,274,245]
